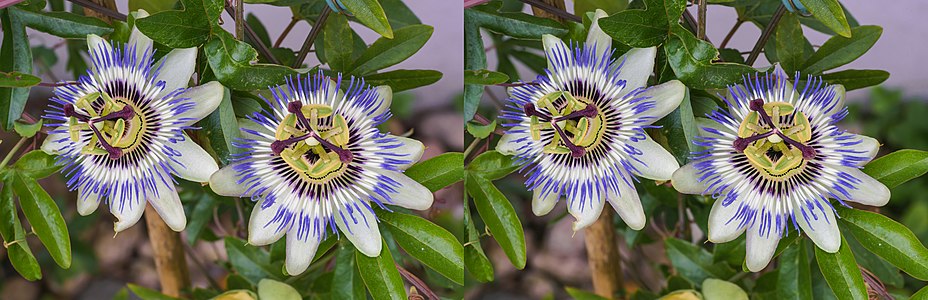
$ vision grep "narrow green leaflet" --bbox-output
[664,26,755,90]
[363,69,442,93]
[776,241,813,300]
[467,150,520,181]
[127,283,181,300]
[464,199,493,282]
[224,237,283,283]
[814,237,867,300]
[11,172,71,269]
[837,207,928,280]
[657,88,696,165]
[331,244,366,300]
[598,0,686,47]
[349,25,433,76]
[185,193,218,244]
[404,152,464,192]
[195,87,239,165]
[463,17,486,121]
[380,210,464,284]
[464,69,510,85]
[0,71,40,88]
[135,0,224,48]
[12,150,61,179]
[257,279,301,300]
[564,287,610,300]
[797,0,851,37]
[339,0,393,38]
[356,240,407,300]
[205,31,298,91]
[817,69,889,91]
[467,4,568,40]
[0,182,41,280]
[11,8,113,38]
[0,9,34,130]
[464,173,526,269]
[862,149,928,189]
[773,13,807,74]
[664,238,736,285]
[323,13,354,72]
[802,26,881,75]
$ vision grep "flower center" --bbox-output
[272,101,353,184]
[525,91,605,158]
[65,92,144,160]
[735,99,815,181]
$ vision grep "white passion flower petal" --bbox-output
[586,9,612,59]
[148,177,186,231]
[248,198,289,246]
[168,134,219,183]
[627,134,679,181]
[794,200,841,253]
[335,203,383,257]
[177,81,224,126]
[367,167,433,210]
[77,184,103,216]
[745,225,780,272]
[532,188,559,216]
[154,47,197,96]
[386,135,425,171]
[614,47,657,93]
[285,224,323,276]
[607,180,646,230]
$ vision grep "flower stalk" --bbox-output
[144,205,190,297]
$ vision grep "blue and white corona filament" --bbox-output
[671,71,889,272]
[497,10,685,231]
[209,73,432,275]
[41,10,222,233]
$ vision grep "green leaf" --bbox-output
[356,239,407,300]
[598,0,686,47]
[380,210,465,285]
[363,69,442,92]
[664,26,755,90]
[12,150,60,179]
[224,237,282,283]
[862,149,928,189]
[817,69,889,91]
[462,16,486,121]
[205,31,298,91]
[467,4,568,40]
[339,0,393,38]
[349,25,433,76]
[657,88,695,165]
[773,13,806,74]
[664,238,736,285]
[257,279,300,300]
[11,8,113,38]
[135,0,224,48]
[404,152,464,192]
[464,69,509,85]
[796,0,851,37]
[0,8,34,130]
[322,13,354,72]
[195,86,239,165]
[0,71,40,88]
[380,0,420,29]
[913,285,928,300]
[185,193,219,244]
[801,26,881,75]
[814,236,867,300]
[463,199,493,282]
[466,119,496,139]
[13,119,42,138]
[574,0,627,16]
[467,150,520,181]
[564,287,610,300]
[130,0,179,13]
[11,172,71,269]
[837,207,928,280]
[127,283,180,300]
[776,241,813,300]
[0,182,41,280]
[701,278,747,300]
[331,243,366,300]
[464,173,526,269]
[464,84,483,122]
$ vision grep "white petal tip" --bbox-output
[355,239,383,258]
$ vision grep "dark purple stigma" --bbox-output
[63,104,90,122]
[733,131,774,152]
[551,122,586,158]
[523,103,550,121]
[779,133,817,159]
[555,104,598,121]
[94,105,135,122]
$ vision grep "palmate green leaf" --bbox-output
[356,240,406,300]
[332,243,366,300]
[322,13,354,72]
[862,149,928,189]
[818,69,889,91]
[224,237,284,283]
[10,171,71,269]
[664,238,736,286]
[257,279,301,300]
[776,240,813,300]
[195,86,239,165]
[598,0,686,47]
[363,69,442,93]
[404,152,464,192]
[702,278,748,300]
[564,287,610,300]
[664,26,755,90]
[349,25,433,76]
[0,8,34,130]
[657,88,695,165]
[135,0,224,48]
[837,207,928,280]
[0,181,41,281]
[796,0,850,37]
[773,13,806,75]
[467,150,520,181]
[205,30,298,91]
[814,237,867,300]
[380,210,465,285]
[11,8,113,38]
[466,119,496,139]
[467,4,567,40]
[464,69,509,85]
[464,173,526,269]
[339,0,393,38]
[802,26,881,75]
[0,71,40,88]
[463,199,493,282]
[12,150,61,179]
